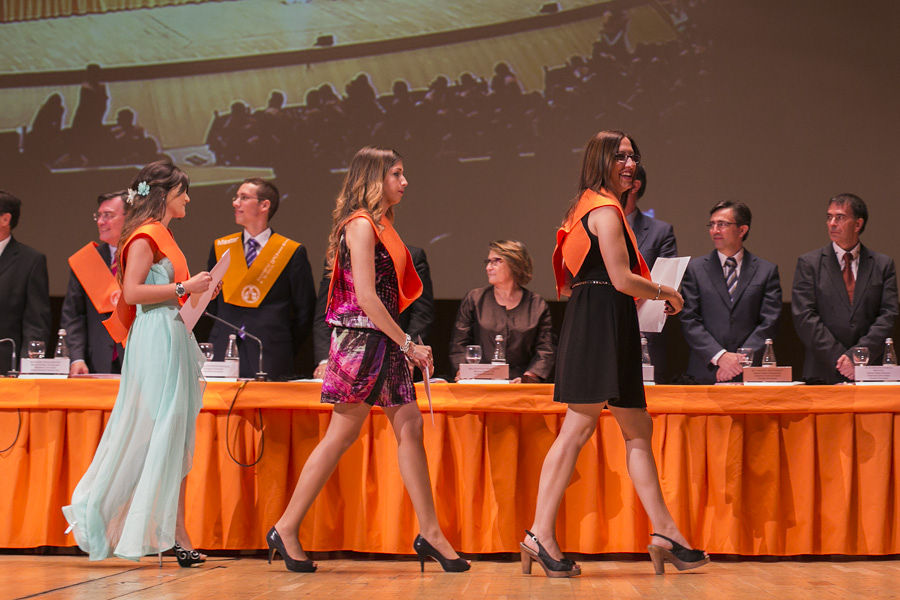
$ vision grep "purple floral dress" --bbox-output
[321,236,415,407]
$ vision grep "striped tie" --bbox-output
[724,256,738,301]
[245,238,259,266]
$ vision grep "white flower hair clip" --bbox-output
[125,188,137,205]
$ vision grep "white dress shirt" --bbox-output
[711,248,745,365]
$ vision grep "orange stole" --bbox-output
[552,188,650,299]
[102,223,190,344]
[67,242,118,314]
[327,212,422,313]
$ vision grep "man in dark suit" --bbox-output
[624,165,678,381]
[0,191,51,372]
[207,178,316,379]
[311,246,435,379]
[680,201,782,384]
[792,193,898,383]
[60,191,126,374]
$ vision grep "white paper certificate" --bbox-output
[179,249,231,332]
[637,256,690,333]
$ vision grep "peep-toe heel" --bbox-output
[647,532,709,574]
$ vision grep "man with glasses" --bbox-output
[679,201,782,384]
[0,191,51,373]
[792,194,898,383]
[206,178,316,379]
[624,165,678,381]
[60,191,127,374]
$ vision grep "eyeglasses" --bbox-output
[707,221,737,230]
[614,153,641,164]
[93,211,120,222]
[232,194,259,203]
[826,214,850,224]
[483,257,503,266]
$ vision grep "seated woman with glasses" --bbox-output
[448,240,556,382]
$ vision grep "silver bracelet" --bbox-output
[400,333,412,355]
[653,283,662,301]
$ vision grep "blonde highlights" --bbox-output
[489,239,533,287]
[326,146,402,269]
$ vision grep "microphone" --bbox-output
[0,338,18,377]
[202,312,267,381]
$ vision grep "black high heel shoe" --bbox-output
[647,533,709,574]
[519,530,580,577]
[266,526,317,573]
[413,534,470,572]
[173,543,205,568]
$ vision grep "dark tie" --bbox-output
[842,252,855,304]
[724,257,738,301]
[245,238,259,267]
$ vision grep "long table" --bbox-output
[1,379,898,555]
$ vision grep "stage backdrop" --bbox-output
[0,0,897,299]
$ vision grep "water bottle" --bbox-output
[54,329,69,358]
[761,338,777,367]
[225,334,239,363]
[884,338,897,365]
[491,334,506,364]
[641,337,652,366]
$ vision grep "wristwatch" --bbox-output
[175,282,186,298]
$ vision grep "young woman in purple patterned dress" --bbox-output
[266,147,469,573]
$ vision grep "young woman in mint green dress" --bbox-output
[63,161,214,566]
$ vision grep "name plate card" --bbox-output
[458,363,509,380]
[742,366,793,383]
[642,365,655,383]
[201,360,240,379]
[20,358,70,378]
[854,365,900,383]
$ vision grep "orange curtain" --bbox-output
[0,380,898,555]
[0,0,225,23]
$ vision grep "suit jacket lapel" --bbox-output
[730,250,758,307]
[98,242,112,267]
[631,211,650,248]
[822,245,852,310]
[703,250,732,307]
[0,237,19,279]
[852,245,874,314]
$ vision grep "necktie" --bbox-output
[842,252,855,304]
[724,256,738,301]
[110,250,117,277]
[245,238,259,266]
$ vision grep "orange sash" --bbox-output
[68,242,118,314]
[214,232,299,307]
[552,188,650,299]
[102,222,190,344]
[327,211,422,313]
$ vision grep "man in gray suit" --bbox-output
[792,194,898,383]
[680,201,782,384]
[60,191,126,374]
[625,165,678,381]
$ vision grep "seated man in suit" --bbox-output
[680,201,782,383]
[0,191,51,372]
[624,165,678,381]
[61,190,127,374]
[207,178,316,379]
[311,246,435,379]
[792,194,898,383]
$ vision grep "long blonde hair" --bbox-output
[326,146,401,269]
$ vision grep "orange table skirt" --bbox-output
[0,380,898,555]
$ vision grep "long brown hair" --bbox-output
[116,160,189,283]
[562,129,639,225]
[326,146,402,269]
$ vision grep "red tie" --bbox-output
[842,253,855,304]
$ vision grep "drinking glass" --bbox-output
[198,343,214,361]
[28,340,45,359]
[737,347,754,368]
[851,346,870,366]
[465,345,482,364]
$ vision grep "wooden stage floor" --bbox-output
[3,554,898,600]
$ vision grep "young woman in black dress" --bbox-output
[521,130,708,577]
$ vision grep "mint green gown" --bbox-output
[62,259,204,561]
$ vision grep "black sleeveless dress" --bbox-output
[553,213,646,407]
